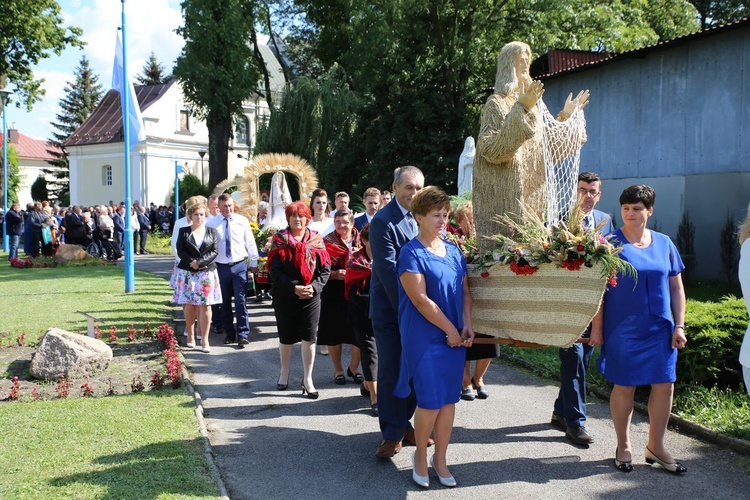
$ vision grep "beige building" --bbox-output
[65,44,286,207]
[0,129,63,206]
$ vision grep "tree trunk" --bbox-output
[206,112,232,190]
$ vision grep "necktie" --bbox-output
[406,212,416,237]
[583,215,593,231]
[224,217,232,258]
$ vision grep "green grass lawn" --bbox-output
[0,262,173,343]
[0,393,217,499]
[0,256,219,499]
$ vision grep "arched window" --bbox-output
[235,116,250,146]
[102,165,113,186]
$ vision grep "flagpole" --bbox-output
[121,0,135,293]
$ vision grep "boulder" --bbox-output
[30,328,113,380]
[54,244,88,265]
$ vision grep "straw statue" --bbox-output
[473,41,589,252]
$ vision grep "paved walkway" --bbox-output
[129,254,750,499]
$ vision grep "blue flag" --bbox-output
[112,32,146,149]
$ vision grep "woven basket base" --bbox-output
[468,262,606,347]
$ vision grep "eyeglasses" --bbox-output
[578,188,600,197]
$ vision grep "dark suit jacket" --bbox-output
[368,199,415,321]
[65,212,86,239]
[113,213,125,237]
[5,209,23,236]
[591,209,614,235]
[27,210,43,234]
[354,213,371,232]
[137,212,151,231]
[175,226,219,272]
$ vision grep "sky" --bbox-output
[8,0,186,140]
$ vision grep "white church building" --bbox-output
[65,44,285,207]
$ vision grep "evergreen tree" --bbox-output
[136,52,171,85]
[45,56,104,202]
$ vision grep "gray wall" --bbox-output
[542,25,750,279]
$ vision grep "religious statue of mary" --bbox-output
[265,171,293,230]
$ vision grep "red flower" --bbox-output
[561,258,584,271]
[480,271,490,278]
[576,244,585,252]
[510,260,538,275]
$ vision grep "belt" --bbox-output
[218,259,247,266]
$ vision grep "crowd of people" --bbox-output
[1,199,178,261]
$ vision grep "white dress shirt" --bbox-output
[207,212,259,266]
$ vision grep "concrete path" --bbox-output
[129,254,750,499]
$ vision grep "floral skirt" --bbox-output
[171,268,223,306]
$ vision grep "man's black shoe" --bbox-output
[550,413,566,431]
[566,426,595,445]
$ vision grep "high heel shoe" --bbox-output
[430,455,457,487]
[614,448,633,473]
[347,367,365,384]
[277,374,288,391]
[301,382,319,399]
[645,447,687,474]
[411,452,429,488]
[471,377,489,399]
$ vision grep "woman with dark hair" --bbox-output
[319,208,363,385]
[307,188,334,237]
[268,201,331,399]
[345,223,378,415]
[590,185,687,474]
[396,186,474,488]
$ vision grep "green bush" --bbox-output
[680,294,747,388]
[170,173,210,204]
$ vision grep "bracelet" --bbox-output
[674,325,685,330]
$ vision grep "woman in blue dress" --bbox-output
[395,186,474,488]
[589,185,687,474]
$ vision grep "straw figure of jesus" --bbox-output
[474,41,589,253]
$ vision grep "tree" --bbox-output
[273,0,701,194]
[1,145,22,205]
[0,0,84,111]
[45,56,104,202]
[689,1,748,29]
[136,52,171,85]
[254,65,361,191]
[30,176,48,203]
[170,173,210,204]
[174,0,264,190]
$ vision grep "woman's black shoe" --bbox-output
[360,384,371,397]
[347,368,365,384]
[614,448,633,473]
[301,382,319,399]
[277,374,288,391]
[472,377,489,399]
[334,374,346,385]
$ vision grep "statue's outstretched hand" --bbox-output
[563,89,590,116]
[518,80,544,111]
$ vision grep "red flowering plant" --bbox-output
[477,202,635,282]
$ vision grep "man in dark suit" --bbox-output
[551,171,614,445]
[136,206,151,254]
[369,165,426,459]
[64,206,86,246]
[5,203,24,261]
[113,205,126,250]
[354,187,381,232]
[26,202,43,257]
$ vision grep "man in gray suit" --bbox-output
[551,171,614,445]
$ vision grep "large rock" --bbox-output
[30,328,113,380]
[54,244,87,265]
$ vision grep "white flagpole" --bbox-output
[120,0,135,293]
